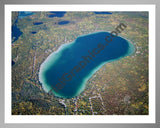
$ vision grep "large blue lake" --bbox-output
[39,32,135,99]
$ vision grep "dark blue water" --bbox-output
[48,11,66,18]
[33,22,43,25]
[18,11,35,19]
[58,21,70,25]
[39,32,135,99]
[12,22,23,43]
[12,60,15,66]
[30,31,37,34]
[94,12,112,14]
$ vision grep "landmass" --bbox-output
[12,11,148,115]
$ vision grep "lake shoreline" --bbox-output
[39,31,135,99]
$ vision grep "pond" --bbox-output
[58,21,70,25]
[30,31,37,34]
[18,11,35,19]
[48,11,66,18]
[33,22,43,25]
[12,20,23,43]
[94,12,112,14]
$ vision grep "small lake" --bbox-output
[39,32,135,99]
[33,22,43,25]
[12,20,23,43]
[18,11,35,19]
[30,31,37,34]
[94,12,112,14]
[48,11,66,18]
[58,21,70,25]
[12,60,15,66]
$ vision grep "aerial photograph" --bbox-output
[12,11,148,115]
